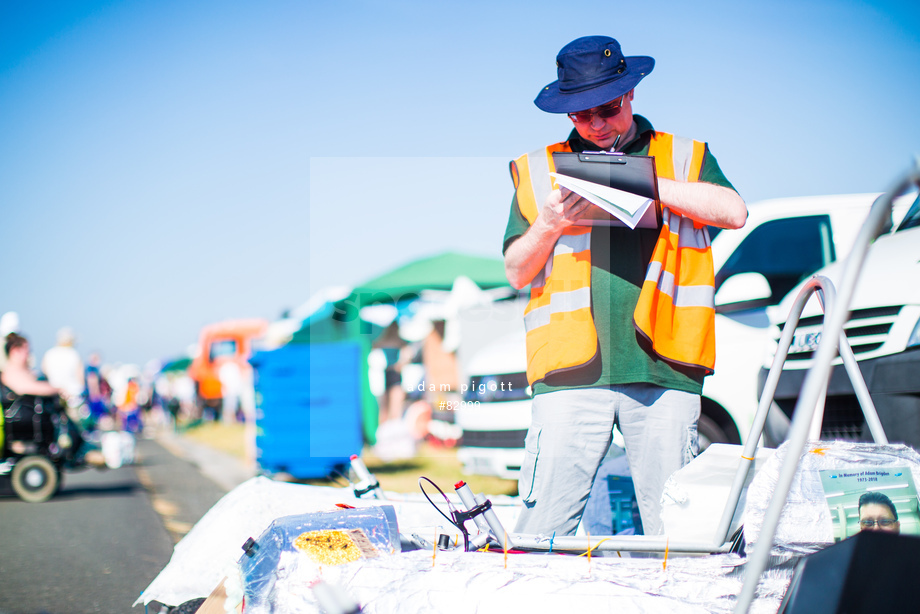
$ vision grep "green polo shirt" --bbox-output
[503,115,737,396]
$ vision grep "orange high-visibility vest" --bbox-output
[512,141,596,385]
[634,133,715,374]
[511,132,715,385]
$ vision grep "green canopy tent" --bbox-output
[351,251,510,302]
[159,357,192,374]
[288,251,511,442]
[291,251,510,342]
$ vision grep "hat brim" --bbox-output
[534,56,654,114]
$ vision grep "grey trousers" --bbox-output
[514,384,700,537]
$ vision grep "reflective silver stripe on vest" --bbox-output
[523,286,591,331]
[645,260,663,282]
[667,136,711,248]
[527,149,554,289]
[644,264,714,308]
[533,232,589,287]
[532,266,546,289]
[673,285,715,307]
[662,208,711,250]
[673,215,710,249]
[532,256,554,289]
[554,232,591,254]
[671,135,694,182]
[527,148,553,207]
[525,149,590,289]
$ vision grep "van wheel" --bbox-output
[11,455,59,503]
[698,414,730,450]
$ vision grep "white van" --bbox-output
[456,193,907,478]
[704,192,911,445]
[456,331,531,479]
[759,194,920,448]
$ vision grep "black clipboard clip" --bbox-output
[577,151,628,164]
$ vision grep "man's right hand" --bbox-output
[541,187,592,231]
[504,187,591,289]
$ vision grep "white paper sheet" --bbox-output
[550,172,654,229]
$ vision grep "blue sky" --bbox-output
[1,0,918,366]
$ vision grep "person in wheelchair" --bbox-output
[2,332,105,467]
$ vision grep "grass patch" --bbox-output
[179,421,518,496]
[360,443,518,496]
[181,421,248,461]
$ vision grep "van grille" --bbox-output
[781,305,902,362]
[776,396,866,441]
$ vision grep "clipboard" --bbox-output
[551,151,661,229]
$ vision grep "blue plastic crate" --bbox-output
[251,342,363,478]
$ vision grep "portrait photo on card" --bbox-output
[819,467,920,541]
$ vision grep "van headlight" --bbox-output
[909,315,920,349]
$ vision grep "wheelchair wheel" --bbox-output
[11,455,59,503]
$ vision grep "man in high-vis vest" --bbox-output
[504,36,747,537]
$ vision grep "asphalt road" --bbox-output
[0,435,238,614]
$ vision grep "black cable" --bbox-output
[418,477,472,551]
[417,476,460,529]
[418,477,499,552]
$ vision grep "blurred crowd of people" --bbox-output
[0,311,245,439]
[368,316,468,461]
[1,311,167,437]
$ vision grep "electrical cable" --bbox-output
[417,477,460,529]
[419,477,591,556]
[419,476,495,552]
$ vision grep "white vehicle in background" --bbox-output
[456,331,531,480]
[457,193,908,479]
[760,192,920,449]
[704,192,909,445]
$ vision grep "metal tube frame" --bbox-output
[733,161,920,613]
[486,274,878,556]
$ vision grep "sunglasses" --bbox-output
[859,519,897,528]
[567,96,626,124]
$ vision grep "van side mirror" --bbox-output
[715,272,772,313]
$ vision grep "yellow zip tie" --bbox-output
[578,537,614,556]
[740,455,755,461]
[478,543,490,552]
[453,535,459,548]
[663,537,670,571]
[503,533,508,569]
[432,529,437,568]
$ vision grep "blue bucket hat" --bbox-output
[535,36,654,114]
